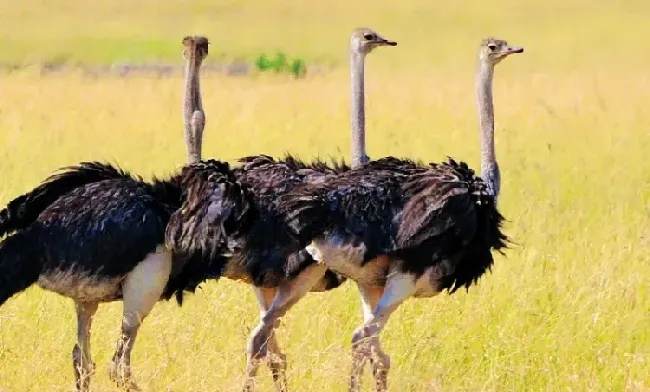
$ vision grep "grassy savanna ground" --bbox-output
[0,0,649,391]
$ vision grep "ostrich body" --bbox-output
[165,28,396,391]
[0,36,248,391]
[278,38,523,391]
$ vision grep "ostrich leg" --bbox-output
[247,286,288,392]
[109,250,172,391]
[73,301,99,392]
[349,271,416,392]
[243,264,327,392]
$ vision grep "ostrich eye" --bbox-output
[363,33,376,40]
[488,44,497,51]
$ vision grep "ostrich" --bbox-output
[278,38,523,391]
[0,36,249,391]
[164,27,396,391]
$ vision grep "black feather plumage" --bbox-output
[278,156,508,294]
[280,157,425,250]
[0,162,182,305]
[0,162,133,238]
[165,154,349,289]
[36,176,178,278]
[0,160,246,307]
[164,159,257,295]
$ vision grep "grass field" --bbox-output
[0,0,649,391]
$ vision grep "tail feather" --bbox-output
[0,230,43,305]
[435,195,507,293]
[0,162,132,237]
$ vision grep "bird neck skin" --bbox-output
[350,51,367,169]
[191,64,204,162]
[183,48,201,164]
[476,60,500,200]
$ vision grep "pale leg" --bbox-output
[243,263,327,392]
[73,301,99,392]
[245,286,288,392]
[349,285,385,392]
[349,271,416,392]
[110,251,172,391]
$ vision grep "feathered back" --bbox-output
[234,154,349,219]
[165,159,257,266]
[0,162,133,238]
[279,156,423,247]
[238,153,349,175]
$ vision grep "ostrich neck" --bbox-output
[476,61,500,197]
[350,51,367,169]
[191,64,204,161]
[183,51,201,164]
[193,67,203,114]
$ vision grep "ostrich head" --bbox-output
[478,37,524,66]
[182,35,210,65]
[350,27,397,56]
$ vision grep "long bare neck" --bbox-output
[191,61,204,161]
[183,46,201,164]
[350,51,367,169]
[476,60,500,199]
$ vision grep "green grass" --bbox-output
[0,0,649,391]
